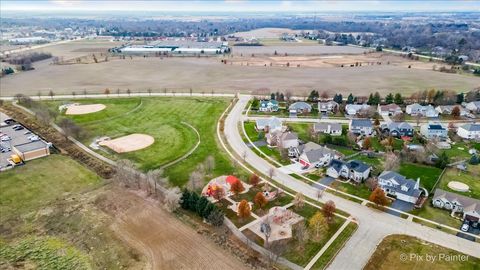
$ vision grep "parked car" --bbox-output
[24,131,32,135]
[461,223,470,232]
[28,135,39,141]
[1,147,11,153]
[13,125,24,131]
[1,136,11,141]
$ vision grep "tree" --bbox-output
[268,167,276,180]
[146,168,167,196]
[48,90,55,100]
[249,174,260,186]
[365,178,378,191]
[254,192,268,209]
[187,170,204,191]
[385,93,394,104]
[204,155,215,175]
[293,192,305,209]
[322,200,336,222]
[374,117,380,126]
[196,196,209,217]
[114,159,137,187]
[451,106,461,119]
[456,93,464,104]
[212,186,226,200]
[347,93,355,104]
[293,222,309,251]
[384,153,400,171]
[285,90,292,101]
[333,93,343,104]
[207,209,224,226]
[237,199,251,220]
[58,118,83,140]
[230,179,245,195]
[320,91,329,100]
[435,151,450,169]
[394,93,404,105]
[309,212,328,241]
[126,88,131,96]
[164,187,182,212]
[363,137,372,150]
[270,93,276,100]
[469,154,479,165]
[104,88,110,96]
[369,187,389,207]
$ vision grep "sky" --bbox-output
[1,0,479,13]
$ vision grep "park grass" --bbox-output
[311,222,358,270]
[363,235,480,270]
[47,97,234,186]
[0,155,101,222]
[398,163,443,192]
[437,167,480,199]
[410,202,462,228]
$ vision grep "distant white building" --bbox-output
[420,123,448,139]
[349,119,373,136]
[378,104,402,116]
[457,124,480,140]
[435,105,468,117]
[318,101,339,113]
[255,117,283,133]
[406,103,438,118]
[345,104,370,116]
[465,101,480,113]
[313,123,342,136]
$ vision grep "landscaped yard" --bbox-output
[257,145,291,165]
[244,121,263,142]
[441,142,474,162]
[398,163,443,192]
[331,181,372,200]
[286,122,311,141]
[364,235,480,270]
[46,97,234,185]
[370,137,404,152]
[436,166,480,199]
[410,202,462,228]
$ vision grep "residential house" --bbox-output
[465,101,480,113]
[258,100,279,112]
[327,159,371,183]
[420,123,448,139]
[349,119,373,136]
[435,105,467,117]
[266,131,299,148]
[313,123,342,136]
[345,104,370,116]
[318,101,339,113]
[432,189,480,222]
[381,122,414,137]
[298,142,340,168]
[378,104,403,116]
[406,103,438,118]
[377,171,424,204]
[457,124,480,140]
[255,117,283,133]
[289,102,312,114]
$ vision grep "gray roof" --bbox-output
[280,132,298,141]
[256,117,282,129]
[378,171,421,197]
[433,189,480,213]
[351,119,372,128]
[13,140,49,153]
[460,123,480,132]
[329,159,370,173]
[289,102,312,110]
[318,101,338,108]
[314,122,342,132]
[300,142,337,162]
[385,122,413,131]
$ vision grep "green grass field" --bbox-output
[364,235,479,270]
[47,97,234,185]
[398,163,443,192]
[437,167,480,199]
[0,155,101,222]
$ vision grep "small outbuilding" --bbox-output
[12,140,50,161]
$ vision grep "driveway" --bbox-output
[457,221,480,242]
[386,199,414,217]
[278,162,313,174]
[312,177,335,190]
[246,140,267,148]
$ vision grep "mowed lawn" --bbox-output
[0,154,101,223]
[48,97,233,185]
[364,235,480,270]
[437,166,480,200]
[398,163,443,192]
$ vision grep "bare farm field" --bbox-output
[233,27,312,39]
[231,44,371,55]
[2,55,479,97]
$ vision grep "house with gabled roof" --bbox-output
[266,131,299,149]
[381,122,414,137]
[465,101,480,113]
[406,103,438,118]
[420,122,448,139]
[327,159,371,183]
[432,189,480,222]
[318,101,339,113]
[298,142,340,168]
[255,117,283,133]
[345,104,370,116]
[349,119,373,136]
[313,123,342,136]
[457,123,480,140]
[378,104,403,116]
[258,100,279,112]
[377,171,426,204]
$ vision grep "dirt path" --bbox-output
[110,193,249,270]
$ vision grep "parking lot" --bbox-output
[0,112,49,170]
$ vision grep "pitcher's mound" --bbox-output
[99,134,154,153]
[66,104,106,115]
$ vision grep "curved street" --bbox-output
[224,95,480,269]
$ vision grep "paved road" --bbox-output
[225,95,480,269]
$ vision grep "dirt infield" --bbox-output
[110,191,248,270]
[65,104,106,115]
[99,134,154,153]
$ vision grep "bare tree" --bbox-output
[384,153,400,171]
[293,192,305,209]
[187,170,204,191]
[147,88,152,96]
[294,222,309,251]
[146,169,168,197]
[58,118,83,140]
[268,167,276,180]
[164,187,182,212]
[242,150,248,161]
[204,155,215,175]
[115,159,137,187]
[285,90,292,101]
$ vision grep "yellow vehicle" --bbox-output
[10,154,22,164]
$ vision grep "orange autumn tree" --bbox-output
[238,199,251,220]
[249,174,260,186]
[254,192,268,209]
[230,179,245,195]
[369,187,389,207]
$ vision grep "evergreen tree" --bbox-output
[456,93,464,104]
[190,192,200,211]
[385,93,394,104]
[394,93,404,105]
[367,93,374,105]
[271,93,276,100]
[373,92,381,105]
[435,152,450,169]
[469,154,479,165]
[196,196,209,216]
[180,189,191,209]
[333,93,343,104]
[347,93,355,104]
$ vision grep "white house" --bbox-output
[420,123,448,139]
[345,104,370,116]
[255,117,283,133]
[349,119,373,136]
[313,123,342,136]
[465,101,480,113]
[406,103,438,117]
[289,102,312,113]
[435,105,467,116]
[318,101,339,113]
[258,100,279,112]
[457,124,480,140]
[377,171,424,204]
[378,104,403,116]
[298,142,340,168]
[266,131,299,148]
[327,159,371,183]
[433,189,480,222]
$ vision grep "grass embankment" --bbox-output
[47,97,234,185]
[0,155,143,269]
[364,235,480,270]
